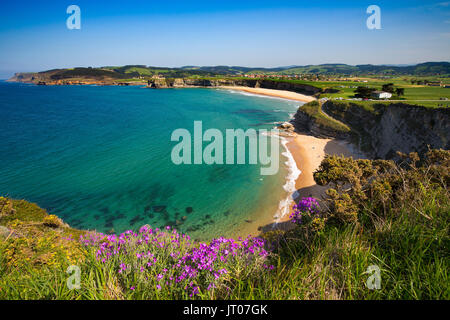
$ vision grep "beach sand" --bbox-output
[215,87,355,238]
[236,132,357,237]
[287,134,355,205]
[220,86,317,103]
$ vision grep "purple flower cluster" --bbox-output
[290,197,319,224]
[79,225,272,297]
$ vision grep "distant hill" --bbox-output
[109,62,450,76]
[179,62,450,76]
[9,62,450,83]
[273,62,450,76]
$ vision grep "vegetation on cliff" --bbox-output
[1,150,448,299]
[294,101,351,135]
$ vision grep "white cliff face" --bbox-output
[322,102,450,159]
[364,104,449,159]
[294,101,450,160]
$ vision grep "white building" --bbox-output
[371,91,392,99]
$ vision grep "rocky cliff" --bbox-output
[291,101,351,139]
[293,100,450,159]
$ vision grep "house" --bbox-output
[371,91,393,99]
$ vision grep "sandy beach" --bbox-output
[234,131,357,238]
[281,134,356,220]
[221,87,356,237]
[220,86,317,103]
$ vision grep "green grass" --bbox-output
[336,100,449,110]
[300,101,351,133]
[313,78,450,108]
[401,86,450,100]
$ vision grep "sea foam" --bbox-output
[273,136,301,222]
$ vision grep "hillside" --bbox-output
[277,62,450,76]
[9,62,450,84]
[182,62,450,76]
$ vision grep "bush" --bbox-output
[42,215,63,228]
[0,197,15,217]
[313,150,449,228]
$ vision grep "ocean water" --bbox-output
[0,81,301,239]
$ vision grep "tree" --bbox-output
[354,86,376,99]
[382,83,395,93]
[396,88,405,96]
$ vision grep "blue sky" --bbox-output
[0,0,449,78]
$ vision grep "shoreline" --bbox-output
[227,92,357,237]
[218,86,316,103]
[234,132,357,238]
[282,134,356,220]
[8,80,317,104]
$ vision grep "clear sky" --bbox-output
[0,0,449,78]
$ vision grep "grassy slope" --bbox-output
[300,101,351,133]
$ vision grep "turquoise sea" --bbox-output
[0,81,301,239]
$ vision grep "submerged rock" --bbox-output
[105,215,116,223]
[130,215,144,225]
[116,213,125,219]
[187,225,200,232]
[186,207,193,214]
[153,205,167,213]
[105,221,114,228]
[99,207,110,214]
[277,121,295,131]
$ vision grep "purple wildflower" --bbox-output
[290,197,319,224]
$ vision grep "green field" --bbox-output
[307,77,450,108]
